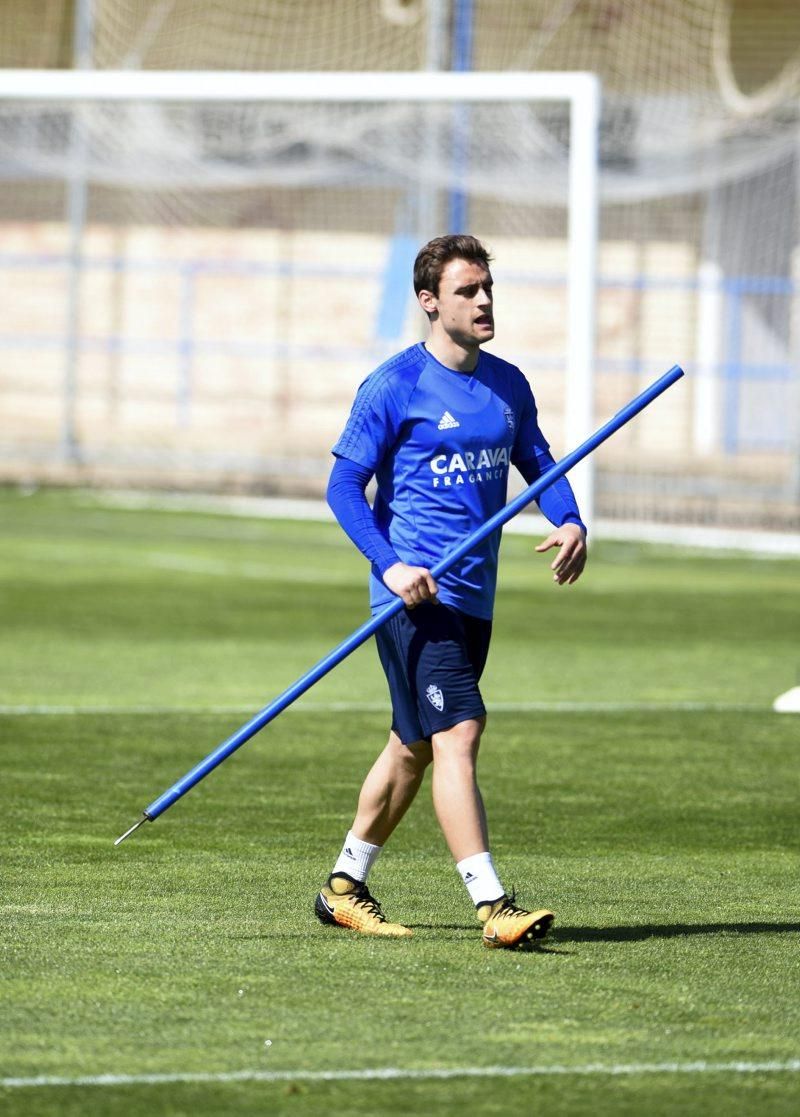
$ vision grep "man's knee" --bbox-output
[431,716,485,762]
[389,731,433,773]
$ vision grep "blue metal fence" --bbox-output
[1,250,796,454]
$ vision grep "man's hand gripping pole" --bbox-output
[115,364,684,845]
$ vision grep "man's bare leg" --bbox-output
[429,716,554,945]
[315,731,431,938]
[430,716,488,862]
[352,731,432,846]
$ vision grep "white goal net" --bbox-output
[0,70,601,522]
[0,0,798,542]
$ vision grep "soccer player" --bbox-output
[315,235,587,948]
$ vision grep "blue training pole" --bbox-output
[114,364,684,845]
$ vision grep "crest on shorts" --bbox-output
[504,406,515,433]
[425,684,444,712]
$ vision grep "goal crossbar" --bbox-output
[0,69,598,104]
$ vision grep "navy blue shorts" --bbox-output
[374,602,492,745]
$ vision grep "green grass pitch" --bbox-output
[1,487,799,1116]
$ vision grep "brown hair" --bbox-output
[413,234,492,296]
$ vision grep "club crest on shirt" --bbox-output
[504,407,515,433]
[425,684,444,712]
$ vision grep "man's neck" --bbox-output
[424,335,480,374]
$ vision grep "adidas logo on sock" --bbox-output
[463,871,477,883]
[344,847,356,859]
[437,411,460,430]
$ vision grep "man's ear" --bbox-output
[418,289,438,318]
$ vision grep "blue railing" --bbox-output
[1,251,796,452]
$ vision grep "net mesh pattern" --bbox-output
[0,0,798,531]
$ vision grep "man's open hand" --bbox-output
[535,523,587,585]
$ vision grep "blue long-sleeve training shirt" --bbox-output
[330,342,585,619]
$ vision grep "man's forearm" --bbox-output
[327,456,400,574]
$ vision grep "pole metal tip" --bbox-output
[114,816,149,846]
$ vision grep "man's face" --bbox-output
[421,257,495,348]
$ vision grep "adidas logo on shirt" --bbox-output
[437,411,460,430]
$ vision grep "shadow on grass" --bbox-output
[232,921,800,950]
[408,923,476,932]
[411,920,800,955]
[553,921,800,943]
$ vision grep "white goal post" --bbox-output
[0,69,600,527]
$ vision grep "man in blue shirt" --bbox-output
[315,235,587,948]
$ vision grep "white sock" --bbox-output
[331,830,382,883]
[456,851,505,907]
